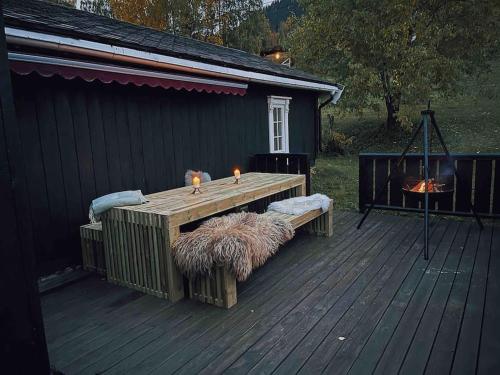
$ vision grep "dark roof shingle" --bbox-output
[3,0,336,87]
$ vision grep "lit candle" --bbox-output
[192,176,201,188]
[234,169,241,184]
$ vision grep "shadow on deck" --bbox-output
[42,212,499,374]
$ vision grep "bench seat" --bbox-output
[188,200,333,308]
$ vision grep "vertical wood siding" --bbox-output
[11,73,317,275]
[0,4,50,369]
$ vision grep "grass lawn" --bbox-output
[311,156,359,211]
[312,58,500,211]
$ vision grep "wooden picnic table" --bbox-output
[101,172,306,302]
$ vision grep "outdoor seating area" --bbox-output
[2,2,499,374]
[43,212,499,374]
[89,172,332,308]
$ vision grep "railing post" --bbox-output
[359,155,365,213]
[250,153,312,195]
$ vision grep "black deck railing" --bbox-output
[250,153,311,195]
[359,153,500,218]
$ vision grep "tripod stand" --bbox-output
[357,109,483,260]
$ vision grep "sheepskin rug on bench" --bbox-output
[172,212,294,281]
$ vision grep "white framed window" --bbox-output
[268,96,291,153]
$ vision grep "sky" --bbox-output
[262,0,275,6]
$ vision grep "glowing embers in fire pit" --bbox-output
[402,173,454,198]
[407,179,442,193]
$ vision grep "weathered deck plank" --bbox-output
[172,216,404,375]
[322,218,452,375]
[477,222,500,374]
[40,212,499,375]
[110,214,386,374]
[398,222,472,374]
[274,215,425,374]
[450,224,494,375]
[220,217,409,375]
[420,221,481,375]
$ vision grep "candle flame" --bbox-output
[234,169,241,179]
[192,176,201,187]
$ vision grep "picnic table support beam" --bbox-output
[164,223,185,302]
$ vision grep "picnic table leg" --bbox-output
[164,223,185,302]
[288,178,306,199]
[299,179,307,197]
[278,180,305,203]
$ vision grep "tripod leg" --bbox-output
[430,114,484,229]
[423,114,430,260]
[357,120,424,229]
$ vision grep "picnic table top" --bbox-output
[114,172,305,227]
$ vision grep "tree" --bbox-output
[290,0,500,130]
[187,0,265,47]
[265,0,302,31]
[226,10,274,54]
[277,15,295,50]
[109,0,168,30]
[81,0,112,17]
[108,0,269,53]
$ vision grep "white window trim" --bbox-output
[268,96,291,153]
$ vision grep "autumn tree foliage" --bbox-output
[107,0,272,53]
[290,0,500,130]
[107,0,165,29]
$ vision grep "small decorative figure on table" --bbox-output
[192,176,202,194]
[234,169,241,184]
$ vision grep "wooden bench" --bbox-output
[188,199,333,308]
[80,222,106,275]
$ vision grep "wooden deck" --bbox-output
[42,212,499,375]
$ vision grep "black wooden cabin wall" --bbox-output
[11,73,317,275]
[0,3,50,372]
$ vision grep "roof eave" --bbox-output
[5,26,341,94]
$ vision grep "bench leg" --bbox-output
[189,266,237,308]
[308,200,334,237]
[222,268,238,308]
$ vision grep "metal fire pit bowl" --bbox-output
[402,175,454,200]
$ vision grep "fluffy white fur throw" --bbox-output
[172,212,294,281]
[267,193,331,215]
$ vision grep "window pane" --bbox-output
[269,98,289,153]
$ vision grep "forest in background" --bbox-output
[50,0,300,54]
